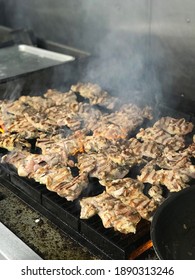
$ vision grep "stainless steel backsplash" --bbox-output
[0,0,195,102]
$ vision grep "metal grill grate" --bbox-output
[0,103,194,259]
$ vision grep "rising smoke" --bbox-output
[0,0,164,109]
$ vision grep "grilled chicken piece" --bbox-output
[90,160,129,180]
[72,102,102,119]
[77,153,97,174]
[93,122,129,140]
[137,127,185,151]
[0,96,54,128]
[156,149,190,170]
[0,99,27,117]
[55,173,89,201]
[29,164,88,201]
[29,164,70,184]
[101,106,143,128]
[19,95,54,111]
[152,148,195,179]
[148,185,164,203]
[118,104,153,120]
[1,114,38,138]
[44,89,78,106]
[128,138,162,159]
[49,108,88,131]
[18,154,64,177]
[100,178,159,220]
[79,136,139,167]
[83,136,111,153]
[2,151,64,176]
[36,135,66,156]
[71,82,118,109]
[159,170,190,191]
[23,104,82,132]
[1,150,30,169]
[137,161,160,185]
[80,191,141,234]
[23,111,57,133]
[138,161,190,192]
[186,141,195,158]
[2,149,88,200]
[0,133,31,151]
[36,130,85,157]
[47,104,102,132]
[154,117,194,135]
[93,103,152,140]
[54,112,82,131]
[179,165,195,179]
[80,196,97,219]
[105,145,141,166]
[77,152,129,180]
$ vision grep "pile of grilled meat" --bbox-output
[0,83,194,234]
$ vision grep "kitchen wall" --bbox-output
[0,0,195,103]
[0,0,6,25]
[150,0,195,103]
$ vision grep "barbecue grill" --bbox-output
[0,1,195,260]
[0,86,194,259]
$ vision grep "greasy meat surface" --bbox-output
[137,161,191,192]
[154,117,194,135]
[156,149,191,170]
[186,140,195,158]
[148,185,164,203]
[0,133,31,151]
[128,138,162,159]
[2,116,38,138]
[36,130,86,158]
[137,126,185,151]
[100,178,159,220]
[93,104,152,140]
[44,89,77,106]
[71,82,118,109]
[80,191,141,234]
[93,122,129,140]
[77,152,130,180]
[0,82,194,234]
[2,150,88,201]
[2,150,30,169]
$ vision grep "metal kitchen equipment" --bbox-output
[0,99,194,260]
[151,186,195,260]
[0,44,74,82]
[0,0,195,260]
[0,222,42,260]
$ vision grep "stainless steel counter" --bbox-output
[0,222,42,260]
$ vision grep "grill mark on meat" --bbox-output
[71,83,118,110]
[100,178,159,220]
[136,127,185,151]
[80,191,141,234]
[138,161,192,192]
[128,138,162,159]
[0,83,194,234]
[154,117,194,135]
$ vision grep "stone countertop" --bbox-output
[0,184,99,260]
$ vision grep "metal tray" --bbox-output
[0,44,75,81]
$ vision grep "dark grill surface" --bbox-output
[0,163,152,259]
[0,100,194,260]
